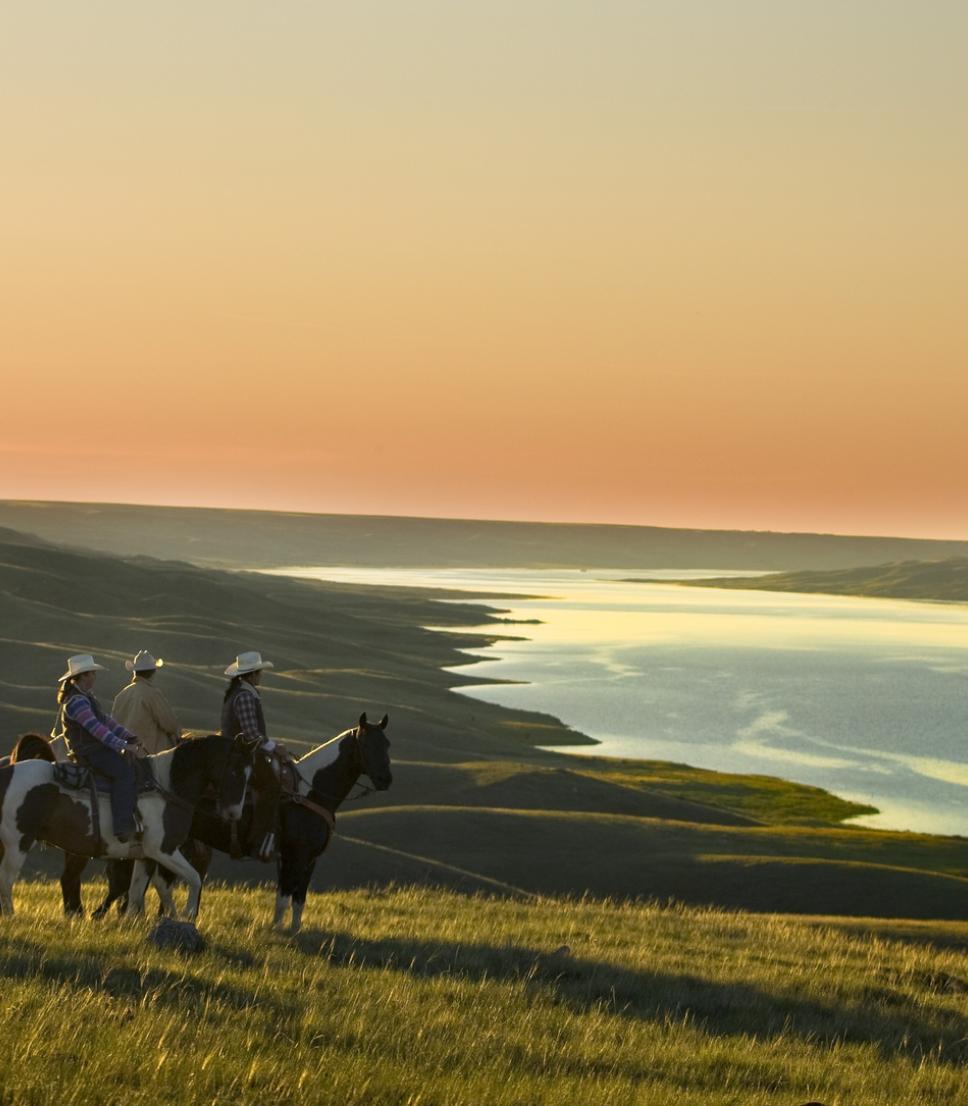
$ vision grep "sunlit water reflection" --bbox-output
[266,566,968,836]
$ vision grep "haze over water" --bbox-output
[272,567,968,836]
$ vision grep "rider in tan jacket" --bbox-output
[111,651,182,754]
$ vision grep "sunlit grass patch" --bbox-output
[0,882,963,1105]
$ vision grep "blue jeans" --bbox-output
[80,743,137,837]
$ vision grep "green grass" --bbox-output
[0,882,964,1105]
[324,806,968,918]
[560,756,878,824]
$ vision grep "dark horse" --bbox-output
[0,732,256,919]
[9,733,58,765]
[74,713,393,931]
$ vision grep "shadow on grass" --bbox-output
[295,929,967,1065]
[0,934,282,1014]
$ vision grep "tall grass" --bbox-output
[0,881,964,1105]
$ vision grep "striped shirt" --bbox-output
[64,696,136,754]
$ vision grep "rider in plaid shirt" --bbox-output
[221,653,286,860]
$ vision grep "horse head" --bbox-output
[355,712,392,791]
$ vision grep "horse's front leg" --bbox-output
[124,860,151,917]
[148,862,178,917]
[149,848,202,920]
[281,847,318,935]
[60,852,88,917]
[0,835,29,916]
[273,849,295,929]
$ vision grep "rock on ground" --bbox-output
[147,918,207,953]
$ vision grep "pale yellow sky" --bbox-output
[1,2,966,536]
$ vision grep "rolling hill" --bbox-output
[664,557,968,602]
[5,498,968,570]
[2,524,965,920]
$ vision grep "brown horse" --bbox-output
[10,733,58,764]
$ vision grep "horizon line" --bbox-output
[3,496,968,546]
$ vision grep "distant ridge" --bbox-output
[672,558,968,602]
[3,500,968,571]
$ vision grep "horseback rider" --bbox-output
[54,654,145,843]
[220,651,285,860]
[112,650,182,753]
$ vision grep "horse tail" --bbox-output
[11,733,58,764]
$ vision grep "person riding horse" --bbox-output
[220,651,286,860]
[53,654,145,842]
[112,650,182,754]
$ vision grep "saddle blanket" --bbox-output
[53,760,157,795]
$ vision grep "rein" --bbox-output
[278,727,374,835]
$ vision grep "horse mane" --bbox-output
[11,733,57,764]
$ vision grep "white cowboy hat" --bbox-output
[57,654,107,682]
[125,650,164,673]
[224,651,274,678]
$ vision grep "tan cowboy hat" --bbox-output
[224,651,274,678]
[125,649,164,673]
[57,654,107,682]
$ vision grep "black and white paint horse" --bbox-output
[85,713,392,931]
[0,734,255,919]
[266,711,392,932]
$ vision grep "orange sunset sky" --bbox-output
[1,2,966,538]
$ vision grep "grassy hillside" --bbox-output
[661,557,968,602]
[0,528,582,760]
[0,882,964,1105]
[5,525,968,918]
[6,499,968,570]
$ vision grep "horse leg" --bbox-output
[92,859,134,919]
[125,860,151,917]
[61,852,88,917]
[276,843,317,934]
[289,855,318,934]
[148,849,203,920]
[273,850,294,929]
[161,839,211,917]
[0,838,29,916]
[148,862,177,917]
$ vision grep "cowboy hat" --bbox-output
[224,651,274,678]
[125,650,164,673]
[57,654,107,682]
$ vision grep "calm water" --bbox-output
[268,566,968,836]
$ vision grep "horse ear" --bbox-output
[379,714,389,729]
[358,712,367,727]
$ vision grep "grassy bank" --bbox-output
[648,557,968,602]
[0,882,964,1106]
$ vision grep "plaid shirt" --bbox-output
[64,696,135,754]
[233,687,266,743]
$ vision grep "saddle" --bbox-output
[53,758,157,795]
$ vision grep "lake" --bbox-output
[267,566,968,836]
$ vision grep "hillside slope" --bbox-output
[668,557,968,602]
[0,529,580,759]
[5,526,964,917]
[5,499,968,570]
[0,883,964,1106]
